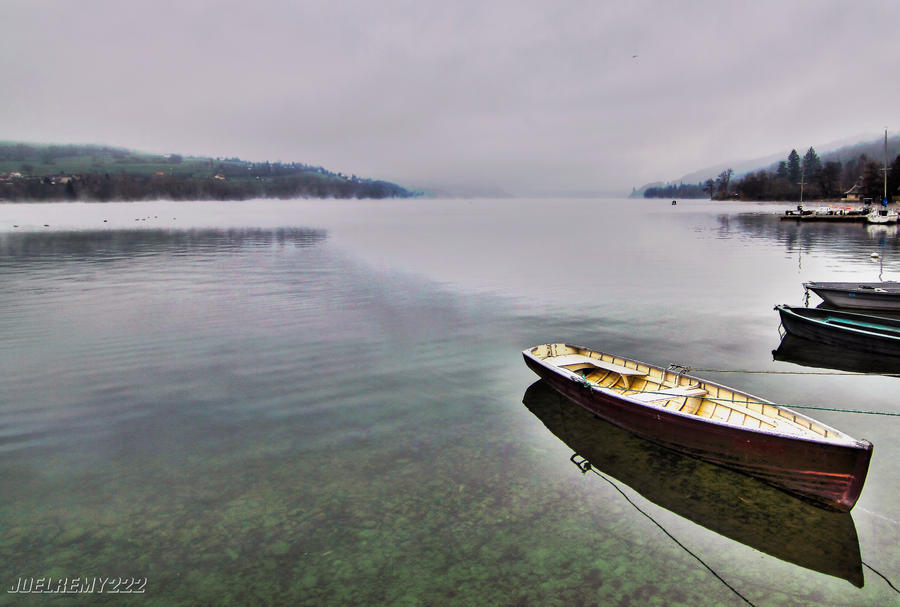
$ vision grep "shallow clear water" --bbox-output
[1,198,898,606]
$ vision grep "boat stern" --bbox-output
[833,439,873,512]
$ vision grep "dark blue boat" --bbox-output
[775,304,900,357]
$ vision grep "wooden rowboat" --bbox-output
[523,380,864,586]
[776,304,900,356]
[522,343,873,512]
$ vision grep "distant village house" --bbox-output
[842,182,862,201]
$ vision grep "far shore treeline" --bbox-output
[643,140,900,202]
[0,143,417,202]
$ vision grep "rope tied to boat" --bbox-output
[646,390,900,417]
[572,453,900,599]
[570,454,759,607]
[579,366,900,416]
[666,363,692,377]
[762,403,900,417]
[608,385,900,417]
[688,367,900,377]
[659,363,900,416]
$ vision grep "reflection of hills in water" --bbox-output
[522,380,864,587]
[773,333,900,376]
[722,212,899,265]
[0,227,327,261]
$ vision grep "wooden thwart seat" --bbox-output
[629,385,707,403]
[550,354,645,388]
[705,400,778,428]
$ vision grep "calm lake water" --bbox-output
[1,198,898,606]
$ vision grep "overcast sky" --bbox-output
[2,0,898,195]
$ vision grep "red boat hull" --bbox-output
[524,353,872,512]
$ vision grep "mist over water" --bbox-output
[1,198,898,605]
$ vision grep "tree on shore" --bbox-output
[889,155,900,200]
[646,137,900,203]
[862,159,884,200]
[714,169,733,199]
[776,161,788,179]
[818,161,842,199]
[0,143,417,202]
[787,149,801,183]
[724,149,900,202]
[643,182,706,198]
[803,147,822,180]
[733,170,770,200]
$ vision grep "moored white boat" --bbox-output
[804,280,900,311]
[866,129,896,224]
[866,206,898,224]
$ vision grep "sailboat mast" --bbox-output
[885,128,889,203]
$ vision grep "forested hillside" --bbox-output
[642,134,900,202]
[0,143,416,201]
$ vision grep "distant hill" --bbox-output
[793,135,900,170]
[678,153,785,185]
[0,142,417,201]
[633,132,900,198]
[629,182,664,198]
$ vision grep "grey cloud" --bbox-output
[2,0,898,195]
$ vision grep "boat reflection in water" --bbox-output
[773,333,900,376]
[522,380,864,587]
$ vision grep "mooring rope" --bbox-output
[863,562,900,594]
[582,456,898,599]
[769,403,900,417]
[636,364,900,416]
[690,368,900,377]
[578,460,757,607]
[599,383,900,418]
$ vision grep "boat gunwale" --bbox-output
[523,344,867,449]
[803,280,900,295]
[777,304,900,338]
